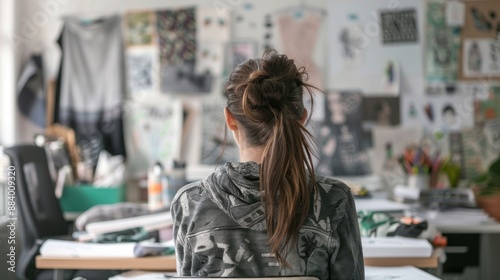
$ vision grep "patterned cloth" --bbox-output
[171,161,364,279]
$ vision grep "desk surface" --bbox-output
[436,222,500,234]
[36,250,440,271]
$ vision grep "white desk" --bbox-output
[37,251,441,280]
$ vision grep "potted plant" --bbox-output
[470,157,500,221]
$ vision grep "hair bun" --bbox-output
[247,71,287,110]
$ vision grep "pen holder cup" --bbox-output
[407,174,430,190]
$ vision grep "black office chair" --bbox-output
[4,145,119,280]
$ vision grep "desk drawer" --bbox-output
[443,233,480,273]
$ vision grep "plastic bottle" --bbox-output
[147,162,163,210]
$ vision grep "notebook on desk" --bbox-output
[39,239,175,258]
[355,198,409,212]
[365,266,440,280]
[362,236,433,258]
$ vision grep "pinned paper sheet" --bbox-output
[446,1,465,27]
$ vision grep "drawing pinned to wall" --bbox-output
[126,48,156,95]
[459,1,500,81]
[195,8,231,76]
[380,9,419,43]
[157,8,212,93]
[314,91,370,176]
[424,103,435,122]
[475,86,500,125]
[442,103,459,127]
[462,38,500,78]
[124,95,183,178]
[277,10,324,90]
[449,125,499,180]
[201,100,239,165]
[328,0,423,95]
[425,1,461,84]
[409,101,418,118]
[338,13,364,68]
[125,11,155,47]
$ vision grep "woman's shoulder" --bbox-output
[314,174,352,197]
[313,174,355,209]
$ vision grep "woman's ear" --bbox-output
[224,107,238,131]
[300,109,308,125]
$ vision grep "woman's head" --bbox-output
[223,49,318,266]
[225,53,309,148]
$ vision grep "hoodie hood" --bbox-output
[203,161,267,231]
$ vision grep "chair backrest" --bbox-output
[172,276,319,280]
[4,145,69,279]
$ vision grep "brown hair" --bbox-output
[224,50,318,265]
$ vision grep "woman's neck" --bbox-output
[239,145,265,163]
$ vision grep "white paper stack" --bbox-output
[85,211,173,236]
[365,266,440,280]
[362,237,433,258]
[39,239,175,258]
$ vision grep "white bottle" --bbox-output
[147,163,163,210]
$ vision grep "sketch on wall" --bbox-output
[125,11,155,47]
[126,48,156,95]
[328,0,424,95]
[460,1,500,81]
[425,1,461,84]
[200,101,239,165]
[124,95,183,178]
[195,8,231,76]
[157,8,213,93]
[380,9,419,43]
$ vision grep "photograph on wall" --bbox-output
[200,101,239,165]
[157,8,213,93]
[126,48,156,95]
[125,11,155,47]
[124,95,183,178]
[361,96,401,147]
[380,9,419,44]
[314,91,371,176]
[425,1,461,84]
[372,126,423,178]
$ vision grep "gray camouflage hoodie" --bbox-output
[171,161,364,279]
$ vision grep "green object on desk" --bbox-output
[59,184,125,212]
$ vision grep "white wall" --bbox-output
[3,0,327,160]
[0,0,17,146]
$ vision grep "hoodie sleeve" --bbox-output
[330,189,364,279]
[171,191,193,276]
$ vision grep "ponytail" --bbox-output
[225,50,318,266]
[260,109,316,266]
